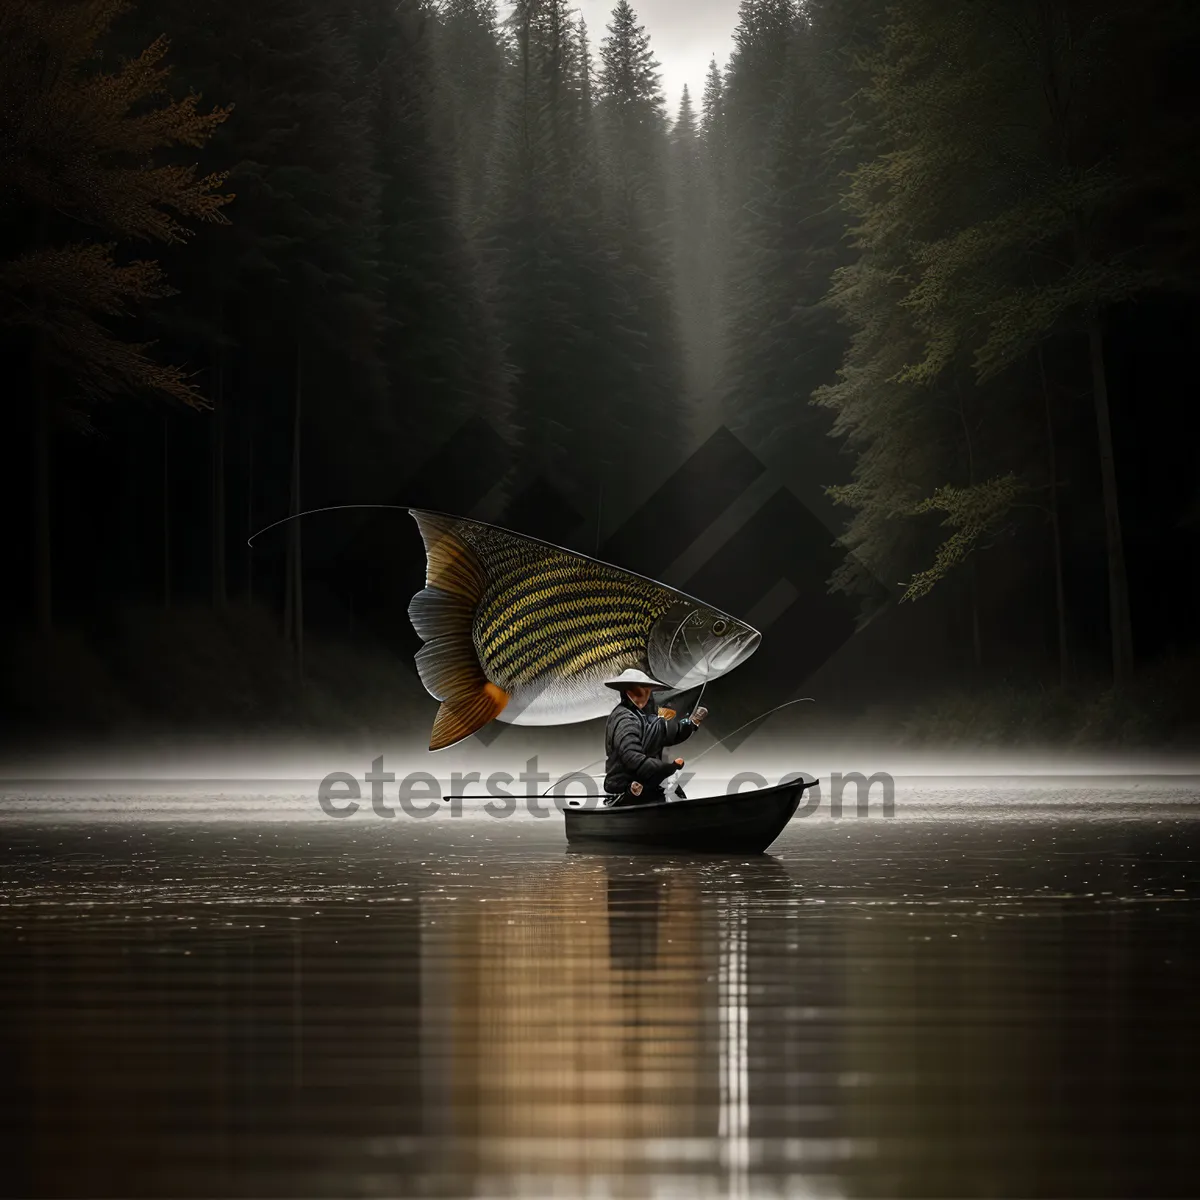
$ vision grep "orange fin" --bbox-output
[657,707,676,720]
[430,683,509,751]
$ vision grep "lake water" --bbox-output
[1,778,1198,1198]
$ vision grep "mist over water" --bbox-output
[4,725,1199,822]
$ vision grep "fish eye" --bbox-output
[712,619,729,636]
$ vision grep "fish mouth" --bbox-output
[708,627,761,674]
[665,627,762,689]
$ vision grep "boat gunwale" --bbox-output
[563,777,817,819]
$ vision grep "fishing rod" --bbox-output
[535,686,814,799]
[436,691,814,803]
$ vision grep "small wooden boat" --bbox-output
[563,777,817,854]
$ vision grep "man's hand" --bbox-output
[673,758,685,768]
[690,706,708,725]
[630,781,643,797]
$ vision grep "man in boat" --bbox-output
[602,668,708,807]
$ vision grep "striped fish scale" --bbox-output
[460,524,674,689]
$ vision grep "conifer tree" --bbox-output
[722,0,796,220]
[824,0,1179,682]
[0,0,232,631]
[482,0,675,517]
[352,0,509,464]
[668,86,715,411]
[698,57,731,429]
[597,2,668,224]
[721,16,846,489]
[716,0,798,442]
[484,2,609,504]
[434,0,505,231]
[596,1,685,461]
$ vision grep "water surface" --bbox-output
[1,779,1197,1197]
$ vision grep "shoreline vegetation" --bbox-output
[5,605,1197,754]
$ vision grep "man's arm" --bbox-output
[612,711,678,784]
[661,705,707,746]
[659,715,695,745]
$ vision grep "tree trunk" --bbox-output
[286,342,304,678]
[163,411,172,609]
[211,344,227,610]
[33,336,52,634]
[31,204,53,635]
[1037,348,1070,687]
[958,393,982,673]
[245,390,255,605]
[970,560,983,674]
[1087,316,1134,685]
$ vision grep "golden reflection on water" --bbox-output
[415,854,836,1198]
[422,859,720,1173]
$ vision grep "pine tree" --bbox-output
[811,0,962,628]
[722,0,796,218]
[850,0,1169,683]
[721,15,847,506]
[0,0,232,632]
[596,1,685,466]
[700,57,726,144]
[597,2,667,223]
[353,0,509,466]
[668,86,716,417]
[715,0,798,443]
[483,0,638,514]
[0,2,232,411]
[698,56,731,431]
[434,0,505,231]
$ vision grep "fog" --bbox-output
[4,728,1198,825]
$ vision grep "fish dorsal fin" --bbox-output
[408,511,510,750]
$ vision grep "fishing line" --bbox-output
[684,696,815,768]
[246,504,413,548]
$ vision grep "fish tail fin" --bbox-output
[429,683,510,752]
[408,511,509,750]
[409,509,486,601]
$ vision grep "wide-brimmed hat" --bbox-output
[603,667,669,691]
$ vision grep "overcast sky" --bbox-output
[577,0,741,116]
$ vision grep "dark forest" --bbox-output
[3,0,1198,752]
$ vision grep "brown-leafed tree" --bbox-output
[0,0,232,632]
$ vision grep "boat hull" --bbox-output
[563,778,815,854]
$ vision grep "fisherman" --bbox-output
[602,668,708,807]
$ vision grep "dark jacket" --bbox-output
[603,694,697,795]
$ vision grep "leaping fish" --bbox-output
[408,509,762,750]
